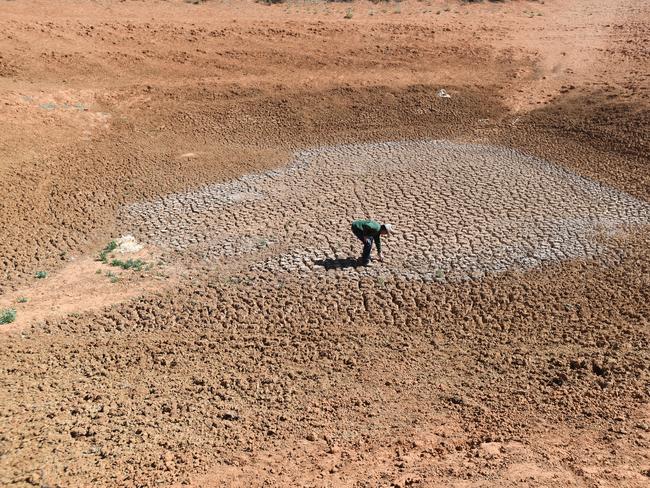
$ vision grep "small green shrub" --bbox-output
[0,309,17,325]
[35,271,48,279]
[97,240,118,263]
[105,271,120,283]
[344,8,353,18]
[110,258,146,271]
[113,258,145,271]
[16,297,28,303]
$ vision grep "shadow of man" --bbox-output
[313,257,361,270]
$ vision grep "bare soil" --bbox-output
[0,1,648,487]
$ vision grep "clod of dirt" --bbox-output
[221,411,240,421]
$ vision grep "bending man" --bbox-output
[351,219,393,266]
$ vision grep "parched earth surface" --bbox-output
[1,1,649,487]
[122,140,650,280]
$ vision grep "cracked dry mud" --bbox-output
[121,140,650,280]
[2,0,650,486]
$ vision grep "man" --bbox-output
[351,219,393,266]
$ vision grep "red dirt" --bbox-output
[0,1,648,487]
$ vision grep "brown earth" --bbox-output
[0,0,649,487]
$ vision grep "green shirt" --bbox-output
[352,219,383,254]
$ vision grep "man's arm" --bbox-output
[374,234,382,256]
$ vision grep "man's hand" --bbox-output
[378,254,384,263]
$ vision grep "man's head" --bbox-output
[380,223,393,236]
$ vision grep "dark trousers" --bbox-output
[352,226,373,264]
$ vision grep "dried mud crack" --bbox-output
[121,140,650,280]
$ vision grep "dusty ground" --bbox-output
[0,0,649,486]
